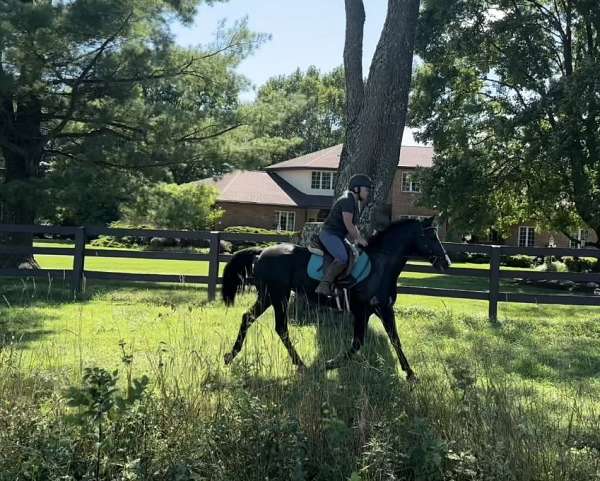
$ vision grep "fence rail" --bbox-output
[1,224,599,318]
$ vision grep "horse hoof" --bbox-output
[296,363,307,374]
[325,359,339,370]
[224,352,234,365]
[407,372,419,385]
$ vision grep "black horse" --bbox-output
[221,217,451,382]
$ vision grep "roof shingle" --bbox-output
[193,171,331,208]
[196,143,433,208]
[265,144,433,171]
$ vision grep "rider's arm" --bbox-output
[343,212,368,246]
[343,212,359,241]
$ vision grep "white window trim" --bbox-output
[401,172,421,193]
[570,228,589,249]
[518,226,535,248]
[275,211,296,232]
[310,170,335,190]
[311,171,321,190]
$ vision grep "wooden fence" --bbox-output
[1,224,599,320]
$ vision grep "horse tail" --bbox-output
[221,247,263,306]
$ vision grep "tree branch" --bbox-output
[564,0,573,75]
[343,0,366,126]
[53,127,136,141]
[525,0,565,37]
[481,76,530,109]
[44,115,146,134]
[48,13,134,139]
[176,124,240,143]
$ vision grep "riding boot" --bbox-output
[315,259,346,296]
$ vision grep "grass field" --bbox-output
[1,268,599,480]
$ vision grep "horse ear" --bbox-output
[423,215,436,226]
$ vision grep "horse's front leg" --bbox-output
[325,305,369,370]
[378,305,417,383]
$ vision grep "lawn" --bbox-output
[1,243,598,480]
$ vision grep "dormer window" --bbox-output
[311,171,336,190]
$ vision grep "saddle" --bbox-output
[308,234,359,287]
[306,234,372,312]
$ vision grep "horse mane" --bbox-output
[366,218,419,249]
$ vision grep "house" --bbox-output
[199,142,437,233]
[198,144,598,249]
[504,225,598,250]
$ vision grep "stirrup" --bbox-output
[315,282,332,296]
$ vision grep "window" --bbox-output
[311,171,320,189]
[569,229,589,249]
[311,171,335,190]
[275,211,295,231]
[518,226,535,247]
[401,172,421,192]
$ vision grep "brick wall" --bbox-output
[507,224,599,248]
[216,202,308,231]
[390,168,438,220]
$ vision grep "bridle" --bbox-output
[420,224,450,267]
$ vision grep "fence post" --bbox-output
[71,226,86,297]
[208,231,221,302]
[488,246,501,322]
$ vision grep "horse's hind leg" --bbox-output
[272,288,305,368]
[224,288,270,365]
[326,304,369,370]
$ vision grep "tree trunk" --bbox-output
[337,0,421,234]
[0,92,43,269]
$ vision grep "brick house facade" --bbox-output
[506,224,598,249]
[197,143,437,233]
[197,143,597,249]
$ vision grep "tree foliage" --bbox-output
[209,65,346,172]
[411,0,600,246]
[119,182,222,230]
[0,0,263,234]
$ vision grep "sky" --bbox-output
[172,0,420,145]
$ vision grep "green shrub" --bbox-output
[535,258,568,272]
[563,256,597,272]
[89,235,141,249]
[224,225,298,252]
[502,255,535,268]
[224,225,299,237]
[120,183,223,231]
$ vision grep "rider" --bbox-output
[315,174,372,296]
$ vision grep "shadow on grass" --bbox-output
[0,277,212,309]
[0,307,58,350]
[226,293,410,429]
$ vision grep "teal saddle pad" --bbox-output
[307,251,371,283]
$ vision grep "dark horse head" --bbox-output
[366,216,451,272]
[221,215,451,383]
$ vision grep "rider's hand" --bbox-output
[357,237,368,248]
